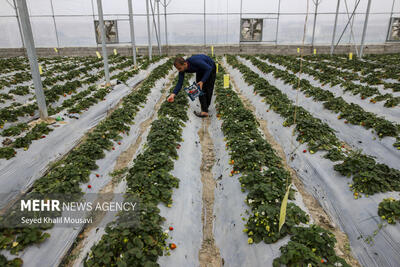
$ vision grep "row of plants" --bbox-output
[303,55,395,84]
[215,66,349,266]
[226,55,400,210]
[364,53,400,69]
[1,54,124,109]
[0,122,53,159]
[40,55,128,89]
[0,84,109,160]
[317,53,400,83]
[0,55,89,76]
[0,58,152,160]
[305,55,400,94]
[0,57,159,158]
[263,54,400,108]
[0,56,151,128]
[0,57,28,75]
[0,59,175,264]
[0,56,100,91]
[0,92,13,103]
[243,55,400,148]
[83,74,191,266]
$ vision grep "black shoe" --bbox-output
[194,111,209,118]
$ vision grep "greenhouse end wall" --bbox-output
[0,44,400,58]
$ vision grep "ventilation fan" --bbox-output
[240,18,263,42]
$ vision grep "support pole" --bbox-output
[96,0,110,85]
[49,0,60,49]
[15,0,48,119]
[157,0,161,55]
[203,0,206,47]
[359,0,372,58]
[149,0,161,56]
[146,0,152,60]
[275,0,281,45]
[164,0,168,53]
[330,0,340,55]
[239,0,242,45]
[13,0,24,48]
[128,0,137,67]
[311,0,320,48]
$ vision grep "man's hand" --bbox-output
[167,93,176,102]
[197,81,204,90]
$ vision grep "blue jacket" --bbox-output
[173,54,215,95]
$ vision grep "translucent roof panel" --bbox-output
[0,0,398,48]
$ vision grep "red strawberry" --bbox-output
[118,142,121,145]
[41,135,46,138]
[303,150,307,153]
[112,147,115,150]
[96,174,100,177]
[88,185,92,189]
[169,226,174,231]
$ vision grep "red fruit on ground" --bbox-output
[169,226,174,231]
[88,185,92,189]
[96,174,100,177]
[303,150,307,153]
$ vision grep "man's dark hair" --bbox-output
[174,56,186,67]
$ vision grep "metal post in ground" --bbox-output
[157,0,161,55]
[12,0,25,48]
[359,0,372,58]
[330,0,340,55]
[146,0,152,60]
[49,0,60,49]
[96,0,110,86]
[203,0,206,47]
[311,0,321,48]
[164,0,168,53]
[15,0,48,119]
[128,0,137,67]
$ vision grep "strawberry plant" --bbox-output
[0,59,174,258]
[13,122,53,149]
[227,55,400,229]
[1,123,29,137]
[85,73,191,266]
[247,55,400,140]
[267,54,399,107]
[216,65,347,265]
[273,225,350,267]
[0,147,15,160]
[0,254,23,266]
[378,198,400,224]
[334,151,400,196]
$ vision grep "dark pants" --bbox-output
[196,64,216,113]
